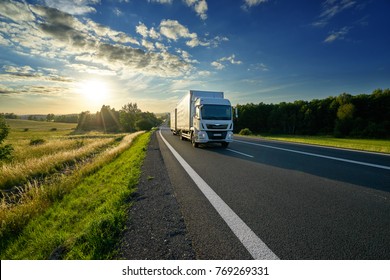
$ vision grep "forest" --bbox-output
[234,89,390,139]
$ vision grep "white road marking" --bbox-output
[159,130,279,260]
[226,148,254,158]
[235,140,390,171]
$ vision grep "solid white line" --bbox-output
[159,130,279,260]
[235,140,390,171]
[226,148,254,158]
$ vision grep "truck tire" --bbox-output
[191,133,199,148]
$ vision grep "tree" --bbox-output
[337,103,355,121]
[46,113,55,122]
[0,115,13,160]
[334,103,355,137]
[119,103,141,132]
[76,111,94,131]
[99,105,120,132]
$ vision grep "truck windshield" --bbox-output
[201,105,231,120]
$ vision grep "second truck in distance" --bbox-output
[170,90,234,148]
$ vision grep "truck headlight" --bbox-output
[198,131,207,139]
[227,131,234,140]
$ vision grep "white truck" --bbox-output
[170,90,234,148]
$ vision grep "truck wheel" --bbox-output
[191,133,199,148]
[221,142,229,148]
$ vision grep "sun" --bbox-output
[78,79,110,106]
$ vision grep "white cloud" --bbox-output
[211,54,242,70]
[113,8,123,16]
[141,39,155,51]
[87,20,139,45]
[147,0,208,20]
[184,0,208,20]
[157,19,225,48]
[149,27,161,39]
[324,26,351,43]
[242,0,268,10]
[0,0,36,22]
[148,0,173,4]
[176,49,199,64]
[136,22,149,37]
[313,0,357,27]
[136,22,161,40]
[211,61,225,70]
[248,62,269,72]
[1,64,73,84]
[220,54,242,65]
[155,42,168,51]
[42,0,99,15]
[197,70,211,77]
[159,19,196,41]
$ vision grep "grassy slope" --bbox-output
[242,134,390,154]
[1,132,150,260]
[5,119,77,140]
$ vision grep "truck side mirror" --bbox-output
[235,107,238,118]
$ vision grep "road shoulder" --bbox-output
[115,131,195,259]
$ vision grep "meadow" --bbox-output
[0,119,149,259]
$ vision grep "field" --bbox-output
[244,134,390,154]
[0,119,150,259]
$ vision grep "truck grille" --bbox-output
[206,124,228,129]
[206,131,227,140]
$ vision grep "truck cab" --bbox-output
[192,97,233,147]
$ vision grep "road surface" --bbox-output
[157,127,390,259]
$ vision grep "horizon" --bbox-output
[1,87,388,116]
[1,0,389,115]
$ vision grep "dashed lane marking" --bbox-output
[226,148,254,158]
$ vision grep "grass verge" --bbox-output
[0,131,150,259]
[0,138,116,190]
[243,134,390,154]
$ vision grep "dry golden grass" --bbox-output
[10,138,96,162]
[0,138,115,190]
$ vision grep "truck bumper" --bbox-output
[195,130,233,143]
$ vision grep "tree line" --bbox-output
[234,88,390,138]
[76,103,162,133]
[1,113,78,123]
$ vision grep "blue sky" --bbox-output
[0,0,389,114]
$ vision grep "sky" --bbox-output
[0,0,389,114]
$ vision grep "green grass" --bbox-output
[0,132,150,259]
[245,134,390,154]
[5,119,77,140]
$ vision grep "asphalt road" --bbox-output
[157,127,390,259]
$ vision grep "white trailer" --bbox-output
[170,90,234,148]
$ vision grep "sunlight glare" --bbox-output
[79,79,110,106]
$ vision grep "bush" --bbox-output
[239,128,252,135]
[0,144,13,161]
[30,138,46,145]
[50,128,57,131]
[136,119,154,131]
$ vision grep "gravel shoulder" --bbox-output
[115,131,195,259]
